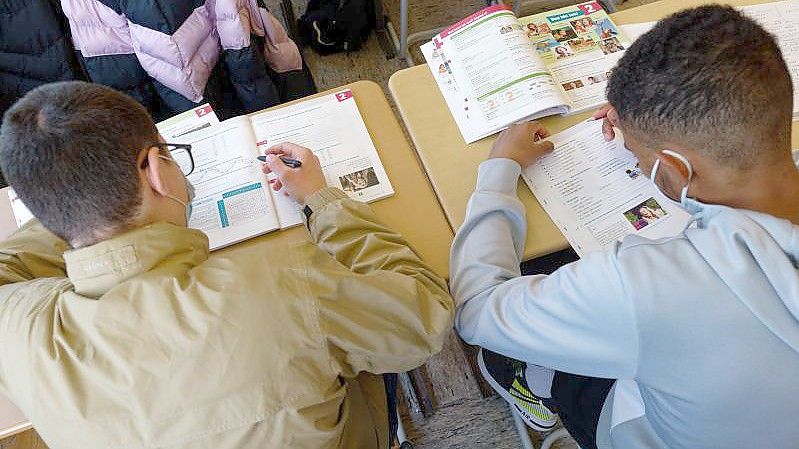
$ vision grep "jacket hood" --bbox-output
[685,198,799,353]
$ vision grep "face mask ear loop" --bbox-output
[156,155,193,223]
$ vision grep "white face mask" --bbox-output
[649,149,694,207]
[158,155,196,224]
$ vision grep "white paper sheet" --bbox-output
[522,120,692,256]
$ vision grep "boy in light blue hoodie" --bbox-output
[450,6,799,449]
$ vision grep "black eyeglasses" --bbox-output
[154,143,195,176]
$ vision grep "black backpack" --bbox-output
[298,0,375,54]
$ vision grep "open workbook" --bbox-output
[422,2,630,143]
[165,91,393,250]
[522,120,693,256]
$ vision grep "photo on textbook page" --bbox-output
[623,198,668,231]
[519,1,631,113]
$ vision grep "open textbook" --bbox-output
[422,2,629,143]
[617,0,799,120]
[168,90,393,250]
[522,120,692,256]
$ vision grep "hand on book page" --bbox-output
[262,143,327,204]
[489,121,554,168]
[592,104,620,141]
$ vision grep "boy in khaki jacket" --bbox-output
[0,82,454,449]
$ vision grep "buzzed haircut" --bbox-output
[607,5,792,167]
[0,82,159,245]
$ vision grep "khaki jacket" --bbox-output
[0,188,453,449]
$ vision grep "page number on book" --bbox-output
[335,91,353,102]
[578,2,601,14]
[195,105,213,117]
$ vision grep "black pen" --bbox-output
[256,155,303,168]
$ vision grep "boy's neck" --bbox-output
[706,159,799,224]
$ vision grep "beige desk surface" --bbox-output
[0,80,454,437]
[389,0,797,260]
[0,396,29,440]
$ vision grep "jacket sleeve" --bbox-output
[0,220,68,286]
[305,187,454,377]
[449,159,639,379]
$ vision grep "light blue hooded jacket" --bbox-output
[450,158,799,449]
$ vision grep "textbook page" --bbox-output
[522,120,692,256]
[431,5,569,143]
[6,189,33,227]
[181,117,280,250]
[156,104,219,139]
[250,90,394,228]
[520,1,630,113]
[421,42,487,142]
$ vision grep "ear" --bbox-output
[142,146,170,197]
[653,151,693,199]
[658,151,692,182]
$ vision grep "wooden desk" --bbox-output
[0,396,29,440]
[388,0,795,260]
[0,80,454,443]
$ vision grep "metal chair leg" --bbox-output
[510,403,536,449]
[396,409,415,449]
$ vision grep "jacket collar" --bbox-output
[684,197,799,264]
[64,222,209,297]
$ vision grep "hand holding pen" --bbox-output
[256,155,302,168]
[260,143,327,204]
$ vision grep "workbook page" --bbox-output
[6,189,33,227]
[181,117,280,250]
[522,120,691,256]
[433,5,569,142]
[521,1,630,113]
[250,90,394,228]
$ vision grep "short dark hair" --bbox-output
[607,6,792,166]
[0,82,158,244]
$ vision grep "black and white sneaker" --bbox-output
[478,348,558,432]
